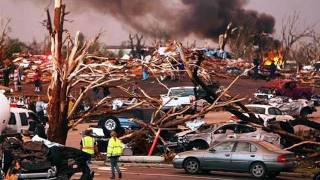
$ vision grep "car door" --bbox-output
[203,141,236,170]
[230,142,258,171]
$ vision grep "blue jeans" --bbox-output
[110,156,121,177]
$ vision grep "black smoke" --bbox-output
[25,0,276,40]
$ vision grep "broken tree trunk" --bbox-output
[47,0,69,144]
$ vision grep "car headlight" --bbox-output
[174,154,181,159]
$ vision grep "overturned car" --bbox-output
[167,123,281,152]
[0,135,94,179]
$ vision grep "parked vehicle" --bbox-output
[168,123,281,151]
[161,86,196,110]
[230,104,294,126]
[97,116,141,138]
[173,139,298,179]
[254,88,275,100]
[88,116,140,153]
[268,97,316,117]
[4,107,35,134]
[0,92,46,136]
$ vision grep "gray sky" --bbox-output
[0,0,319,45]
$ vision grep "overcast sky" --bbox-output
[0,0,319,45]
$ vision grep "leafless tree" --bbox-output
[148,22,170,47]
[129,33,145,58]
[45,0,146,144]
[281,11,316,63]
[0,17,11,60]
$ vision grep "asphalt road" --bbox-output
[71,165,311,180]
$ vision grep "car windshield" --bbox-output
[169,88,194,97]
[258,141,282,151]
[246,106,265,114]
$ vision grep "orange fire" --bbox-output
[263,49,284,66]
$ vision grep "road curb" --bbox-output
[92,161,314,178]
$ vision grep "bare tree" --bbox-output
[281,12,315,63]
[46,1,153,144]
[0,17,11,60]
[148,22,170,47]
[129,33,145,58]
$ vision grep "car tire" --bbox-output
[98,116,122,137]
[250,162,266,178]
[183,158,200,174]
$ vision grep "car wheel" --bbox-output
[250,162,266,178]
[184,158,200,174]
[98,116,122,137]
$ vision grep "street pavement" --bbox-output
[71,165,311,180]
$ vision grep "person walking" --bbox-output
[3,65,10,87]
[13,68,21,92]
[80,129,97,157]
[253,58,260,80]
[35,97,45,122]
[33,68,41,92]
[107,131,124,179]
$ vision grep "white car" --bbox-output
[5,108,35,134]
[161,86,196,110]
[231,104,294,126]
[254,88,275,100]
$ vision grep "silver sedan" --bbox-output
[173,139,297,179]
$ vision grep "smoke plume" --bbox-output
[27,0,276,40]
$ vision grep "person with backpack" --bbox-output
[107,131,124,179]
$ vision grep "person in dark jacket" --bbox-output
[269,61,277,79]
[253,58,260,80]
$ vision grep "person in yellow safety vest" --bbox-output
[107,131,124,179]
[80,129,97,156]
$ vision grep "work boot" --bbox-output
[119,172,122,179]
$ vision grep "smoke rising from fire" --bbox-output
[26,0,276,40]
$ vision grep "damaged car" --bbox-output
[0,135,94,179]
[168,123,281,152]
[230,104,294,127]
[268,97,316,117]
